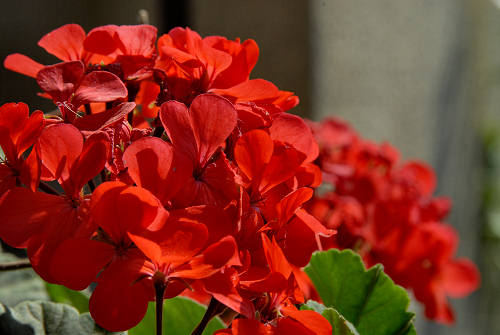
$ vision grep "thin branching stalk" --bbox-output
[38,182,61,196]
[154,273,167,335]
[0,259,31,271]
[191,298,224,335]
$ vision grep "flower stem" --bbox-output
[191,298,223,335]
[154,273,166,335]
[0,259,31,271]
[38,182,61,195]
[153,125,164,138]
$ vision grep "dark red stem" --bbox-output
[154,273,167,335]
[0,259,31,271]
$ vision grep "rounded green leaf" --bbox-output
[0,300,124,335]
[302,300,359,335]
[45,283,90,314]
[305,249,416,335]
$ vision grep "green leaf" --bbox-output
[45,283,90,314]
[305,249,416,335]
[0,252,49,307]
[129,297,224,335]
[0,300,125,335]
[302,300,359,335]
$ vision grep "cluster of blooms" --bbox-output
[306,118,480,324]
[0,24,333,333]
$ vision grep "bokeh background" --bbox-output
[1,1,500,334]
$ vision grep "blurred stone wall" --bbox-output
[466,0,500,334]
[310,1,496,334]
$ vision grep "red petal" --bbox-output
[0,188,63,248]
[274,318,312,335]
[210,79,280,103]
[123,137,177,203]
[175,205,237,245]
[189,94,237,166]
[74,102,135,132]
[276,188,313,224]
[203,270,255,318]
[208,37,259,89]
[158,28,202,65]
[198,44,232,84]
[50,238,115,290]
[234,129,273,181]
[280,306,332,335]
[234,103,273,133]
[270,113,319,162]
[240,270,288,293]
[4,54,44,78]
[89,258,152,332]
[259,142,305,194]
[160,100,198,163]
[72,71,128,107]
[413,283,454,324]
[91,182,165,242]
[398,161,437,196]
[171,236,239,279]
[129,216,207,266]
[261,234,292,278]
[226,319,274,335]
[16,110,45,159]
[442,259,480,298]
[84,25,119,56]
[156,217,209,265]
[115,25,157,57]
[126,233,162,265]
[36,61,85,103]
[172,151,238,207]
[0,189,86,282]
[38,24,85,61]
[283,215,321,267]
[272,90,299,112]
[38,123,83,188]
[69,131,109,195]
[135,81,160,118]
[0,102,30,161]
[296,209,335,238]
[295,163,322,188]
[20,146,42,192]
[158,43,201,67]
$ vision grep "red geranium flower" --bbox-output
[159,93,239,207]
[0,123,108,282]
[0,102,44,195]
[155,27,298,111]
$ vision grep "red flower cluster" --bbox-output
[307,118,480,324]
[0,24,331,333]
